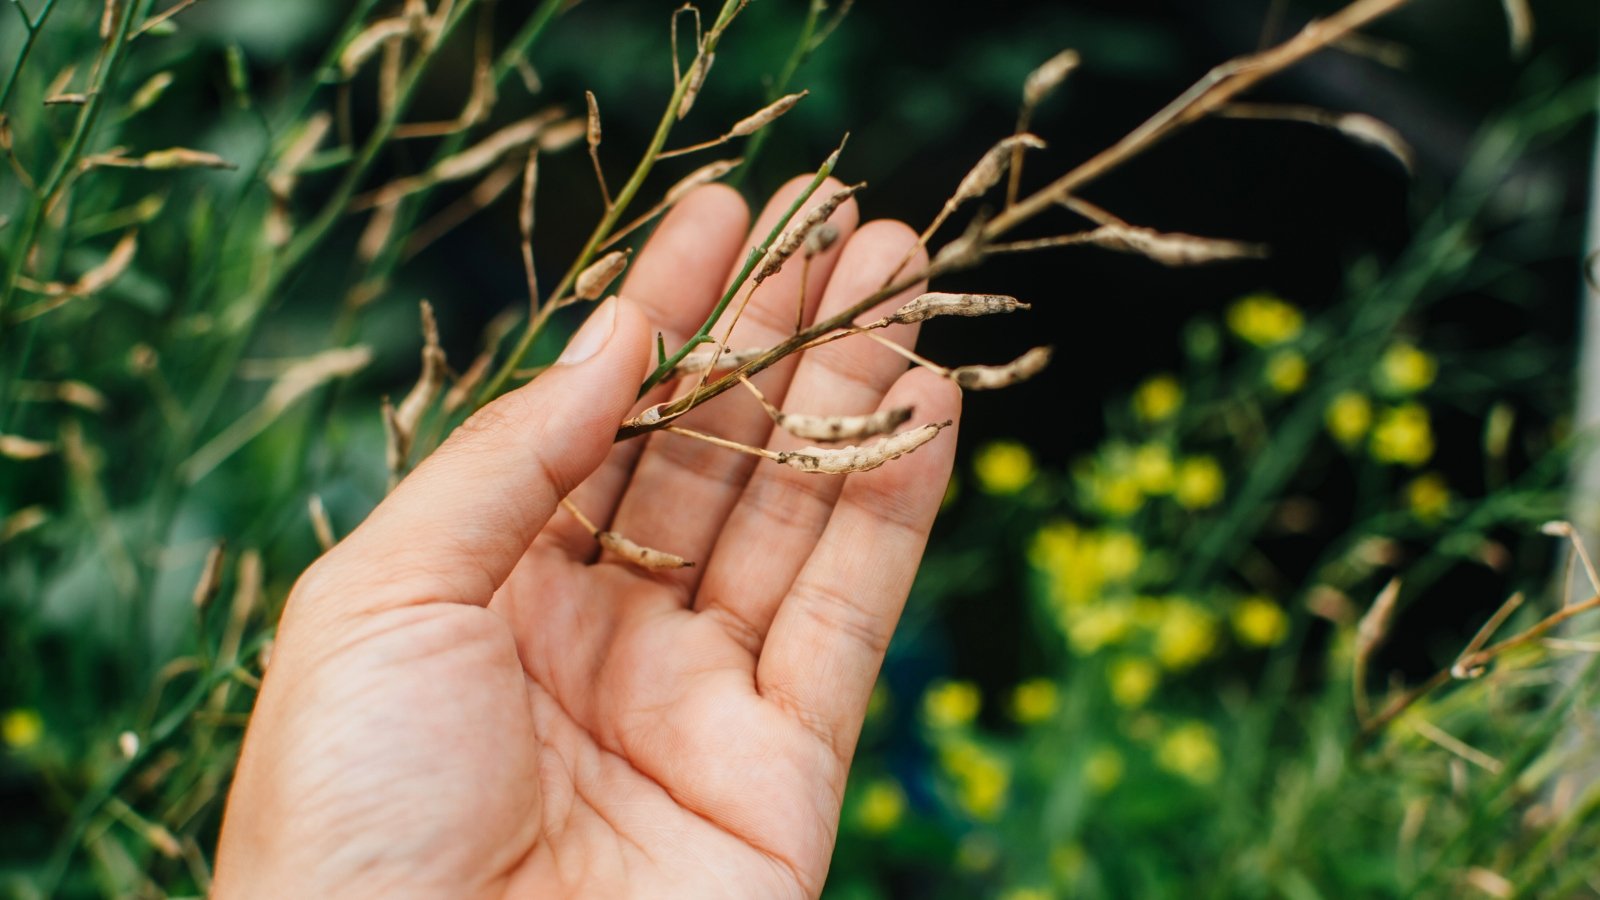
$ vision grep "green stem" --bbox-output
[727,0,825,189]
[0,0,60,112]
[478,0,749,405]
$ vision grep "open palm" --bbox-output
[215,178,960,899]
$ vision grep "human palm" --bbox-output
[216,178,960,899]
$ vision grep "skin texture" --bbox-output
[213,177,961,899]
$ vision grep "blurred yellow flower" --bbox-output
[1068,603,1136,655]
[973,440,1035,495]
[923,680,980,730]
[1133,374,1183,423]
[1084,746,1125,794]
[1407,472,1451,523]
[1155,600,1218,670]
[855,777,907,834]
[1371,403,1434,467]
[1265,350,1308,394]
[1095,472,1144,518]
[1325,391,1373,446]
[1096,530,1143,581]
[1108,656,1160,708]
[1157,720,1222,785]
[1231,596,1289,648]
[1174,456,1224,509]
[2,708,43,749]
[1380,342,1437,394]
[1010,677,1061,724]
[1226,293,1303,346]
[999,888,1052,900]
[941,740,1010,821]
[1132,443,1175,494]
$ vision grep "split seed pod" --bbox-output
[949,134,1045,209]
[755,182,864,283]
[776,420,951,474]
[575,249,630,301]
[599,531,694,569]
[949,346,1053,390]
[804,223,840,259]
[874,292,1029,327]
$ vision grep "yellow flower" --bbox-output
[1407,472,1451,523]
[1154,600,1218,670]
[1226,293,1303,346]
[1231,596,1289,648]
[940,740,1010,820]
[1325,391,1373,446]
[2,708,43,749]
[1010,677,1061,724]
[1174,456,1224,509]
[1371,403,1434,467]
[1157,720,1222,784]
[1131,443,1175,494]
[923,680,981,730]
[1108,656,1160,708]
[1133,374,1183,423]
[1084,746,1125,794]
[1380,342,1437,394]
[1067,603,1136,655]
[973,440,1035,495]
[1094,472,1144,518]
[1265,350,1308,394]
[855,777,907,834]
[1096,530,1143,581]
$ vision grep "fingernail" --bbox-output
[557,297,617,365]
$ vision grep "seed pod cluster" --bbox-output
[950,346,1053,390]
[776,420,951,475]
[755,181,863,283]
[873,292,1030,327]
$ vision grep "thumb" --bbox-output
[306,296,651,614]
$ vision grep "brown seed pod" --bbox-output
[804,222,840,259]
[950,134,1045,209]
[676,51,715,120]
[755,181,864,283]
[575,249,631,301]
[874,292,1030,327]
[140,148,235,170]
[340,18,410,77]
[949,346,1053,390]
[599,531,695,570]
[727,90,808,138]
[1083,224,1266,267]
[665,158,743,206]
[672,345,765,377]
[585,90,602,150]
[394,301,447,450]
[537,117,587,153]
[432,114,554,183]
[776,406,916,443]
[1024,50,1081,107]
[776,420,951,474]
[0,434,54,460]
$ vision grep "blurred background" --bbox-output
[2,0,1598,896]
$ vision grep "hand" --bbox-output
[213,177,961,899]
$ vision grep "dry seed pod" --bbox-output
[1085,224,1265,267]
[804,222,840,258]
[755,182,864,283]
[141,148,234,170]
[117,730,140,759]
[575,250,630,301]
[776,406,916,443]
[0,507,48,543]
[727,90,807,138]
[538,118,587,153]
[585,90,602,149]
[949,346,1053,390]
[191,541,226,609]
[664,157,743,205]
[676,52,715,120]
[394,301,447,445]
[0,434,54,460]
[875,292,1030,327]
[672,345,764,377]
[433,115,551,183]
[599,531,694,570]
[1024,50,1081,107]
[776,420,951,475]
[340,18,411,77]
[950,134,1045,209]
